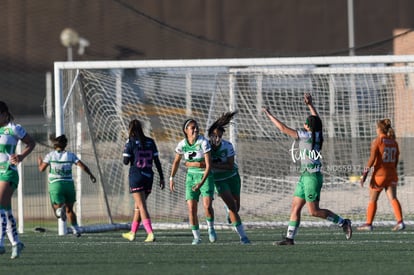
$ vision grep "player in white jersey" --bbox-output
[263,93,352,245]
[169,119,216,245]
[0,101,35,258]
[206,111,250,244]
[38,134,96,237]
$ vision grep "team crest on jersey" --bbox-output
[187,151,197,160]
[0,128,11,135]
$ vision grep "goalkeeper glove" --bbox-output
[90,174,97,183]
[360,167,370,186]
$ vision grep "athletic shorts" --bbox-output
[214,173,241,196]
[185,172,215,201]
[370,174,398,191]
[293,171,323,202]
[0,168,19,190]
[128,170,153,195]
[49,181,76,205]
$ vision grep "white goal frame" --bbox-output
[54,55,414,232]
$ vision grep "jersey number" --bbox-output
[135,150,153,168]
[383,147,397,163]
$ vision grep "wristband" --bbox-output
[169,176,174,181]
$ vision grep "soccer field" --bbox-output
[1,226,413,275]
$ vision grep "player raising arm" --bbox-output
[262,93,352,245]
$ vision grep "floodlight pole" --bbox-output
[67,47,73,62]
[347,0,355,56]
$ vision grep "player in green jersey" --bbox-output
[169,119,216,245]
[263,93,352,245]
[38,134,96,237]
[0,101,35,258]
[206,111,250,244]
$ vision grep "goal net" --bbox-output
[54,55,414,229]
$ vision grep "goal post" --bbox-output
[54,55,414,230]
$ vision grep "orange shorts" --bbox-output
[369,175,398,191]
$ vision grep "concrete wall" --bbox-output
[2,0,414,115]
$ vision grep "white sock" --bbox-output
[206,219,214,229]
[192,229,201,239]
[6,210,19,246]
[286,225,298,239]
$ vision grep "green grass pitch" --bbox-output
[1,226,413,275]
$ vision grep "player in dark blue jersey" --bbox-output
[122,119,165,242]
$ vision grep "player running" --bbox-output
[38,134,96,237]
[206,111,250,244]
[263,93,352,245]
[358,119,404,232]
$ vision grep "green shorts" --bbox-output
[293,171,323,202]
[48,181,77,205]
[0,168,19,190]
[185,172,215,201]
[214,173,241,196]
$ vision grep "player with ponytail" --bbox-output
[358,119,404,231]
[38,134,96,237]
[121,119,165,242]
[0,101,35,258]
[263,93,352,245]
[201,111,250,244]
[169,119,216,245]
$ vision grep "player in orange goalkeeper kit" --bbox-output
[358,119,404,232]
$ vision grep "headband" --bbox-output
[183,119,195,130]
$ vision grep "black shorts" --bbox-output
[128,171,154,194]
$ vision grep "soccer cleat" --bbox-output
[341,219,352,240]
[274,237,294,246]
[56,205,67,222]
[392,222,406,232]
[357,224,373,231]
[122,231,136,241]
[11,242,24,259]
[72,226,81,237]
[0,246,5,255]
[208,228,217,243]
[144,233,155,242]
[240,236,251,244]
[192,238,202,245]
